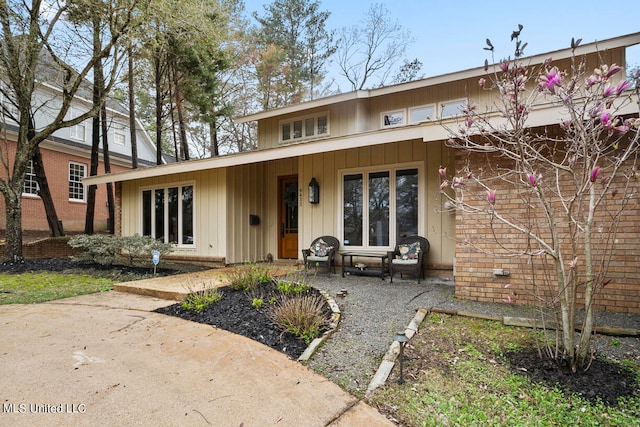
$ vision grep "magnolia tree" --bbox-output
[440,28,640,371]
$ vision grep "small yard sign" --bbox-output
[152,250,160,274]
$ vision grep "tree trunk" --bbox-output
[32,146,64,237]
[84,16,103,235]
[154,53,164,166]
[576,183,597,367]
[84,109,100,235]
[3,189,23,262]
[101,104,115,234]
[27,117,63,237]
[128,45,138,169]
[210,119,219,157]
[172,68,189,161]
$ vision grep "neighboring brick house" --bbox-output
[0,86,157,234]
[86,32,640,313]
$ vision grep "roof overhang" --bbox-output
[235,32,640,124]
[83,125,426,185]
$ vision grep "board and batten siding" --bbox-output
[297,139,456,270]
[226,157,298,264]
[119,169,228,261]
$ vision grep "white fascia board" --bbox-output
[427,93,640,142]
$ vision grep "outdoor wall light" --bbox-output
[308,177,319,204]
[394,331,409,384]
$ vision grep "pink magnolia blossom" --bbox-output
[439,180,449,192]
[465,117,473,128]
[585,74,599,88]
[462,102,477,114]
[604,64,622,78]
[600,112,613,129]
[452,176,465,188]
[590,167,600,183]
[603,84,615,97]
[569,257,578,269]
[528,174,540,187]
[539,67,562,93]
[478,78,486,88]
[615,80,630,95]
[486,189,496,205]
[500,61,509,73]
[439,167,447,180]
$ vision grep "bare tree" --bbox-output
[335,2,413,90]
[0,0,137,261]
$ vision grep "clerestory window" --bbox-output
[280,112,329,143]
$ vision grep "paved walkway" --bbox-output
[0,289,393,426]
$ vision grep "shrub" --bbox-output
[119,234,173,266]
[68,234,122,265]
[68,234,173,266]
[228,262,272,291]
[251,298,264,309]
[270,293,327,344]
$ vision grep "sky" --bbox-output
[244,0,640,91]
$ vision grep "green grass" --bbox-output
[368,313,640,426]
[0,272,114,304]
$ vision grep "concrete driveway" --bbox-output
[0,291,392,427]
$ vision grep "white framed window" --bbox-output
[114,130,126,146]
[69,108,87,141]
[141,183,195,246]
[68,161,86,201]
[409,104,435,124]
[23,159,39,196]
[280,112,329,143]
[381,110,406,128]
[439,99,466,119]
[340,164,421,250]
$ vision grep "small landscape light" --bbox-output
[394,331,409,384]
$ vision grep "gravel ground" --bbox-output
[304,273,640,396]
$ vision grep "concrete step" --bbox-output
[113,264,302,301]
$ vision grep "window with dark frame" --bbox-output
[280,113,328,143]
[342,168,419,248]
[142,184,194,246]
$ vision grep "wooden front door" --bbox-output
[278,175,299,259]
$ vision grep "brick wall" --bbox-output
[0,142,129,233]
[453,149,640,314]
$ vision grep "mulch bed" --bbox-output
[156,280,333,360]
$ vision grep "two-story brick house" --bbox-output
[0,83,158,234]
[85,32,640,313]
